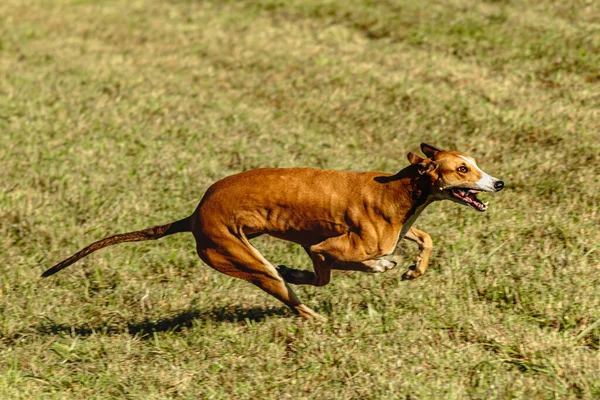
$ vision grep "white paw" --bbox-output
[372,259,397,273]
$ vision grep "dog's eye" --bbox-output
[457,166,468,173]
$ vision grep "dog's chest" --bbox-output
[386,201,429,253]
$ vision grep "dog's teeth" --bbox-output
[483,202,488,206]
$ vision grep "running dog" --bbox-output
[42,143,504,318]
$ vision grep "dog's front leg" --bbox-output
[278,257,397,286]
[278,233,387,286]
[332,259,397,273]
[276,245,333,286]
[308,232,384,285]
[400,227,433,280]
[277,250,395,287]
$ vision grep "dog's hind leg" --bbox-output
[195,233,320,319]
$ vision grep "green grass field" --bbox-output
[1,0,599,398]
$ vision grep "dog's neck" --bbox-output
[376,164,435,225]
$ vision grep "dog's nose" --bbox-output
[494,180,504,191]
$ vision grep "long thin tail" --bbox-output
[41,216,192,278]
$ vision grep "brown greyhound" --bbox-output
[42,143,504,318]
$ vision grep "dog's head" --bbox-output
[408,143,504,212]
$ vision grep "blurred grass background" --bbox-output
[0,0,599,398]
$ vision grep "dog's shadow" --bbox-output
[36,306,290,339]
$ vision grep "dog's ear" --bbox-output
[417,159,439,179]
[421,143,443,158]
[407,152,424,165]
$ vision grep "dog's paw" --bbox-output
[295,304,328,321]
[362,258,397,273]
[401,265,421,280]
[372,259,397,273]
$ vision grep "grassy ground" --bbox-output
[1,0,599,398]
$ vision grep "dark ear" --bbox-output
[421,143,443,158]
[407,152,424,165]
[417,159,438,177]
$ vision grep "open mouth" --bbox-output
[450,188,488,212]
